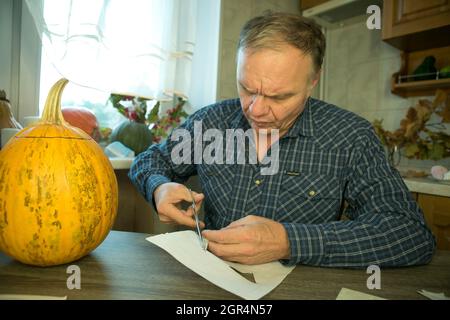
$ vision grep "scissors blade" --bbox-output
[188,188,205,249]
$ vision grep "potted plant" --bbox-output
[108,93,157,155]
[108,93,188,154]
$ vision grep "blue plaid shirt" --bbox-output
[129,97,436,267]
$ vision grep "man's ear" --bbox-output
[310,69,321,89]
[307,70,321,96]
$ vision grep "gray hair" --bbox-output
[238,11,326,73]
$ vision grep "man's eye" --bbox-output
[271,96,284,101]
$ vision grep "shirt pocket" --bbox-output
[277,171,343,223]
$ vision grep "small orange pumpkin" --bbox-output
[0,79,118,266]
[62,106,101,142]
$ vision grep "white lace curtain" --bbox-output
[25,0,197,100]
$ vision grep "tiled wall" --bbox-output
[324,22,450,171]
[217,0,301,101]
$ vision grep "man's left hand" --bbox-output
[202,215,291,265]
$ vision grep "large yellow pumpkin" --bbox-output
[0,79,118,266]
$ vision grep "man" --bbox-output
[129,12,435,267]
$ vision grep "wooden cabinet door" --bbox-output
[382,0,450,51]
[300,0,329,10]
[418,194,450,250]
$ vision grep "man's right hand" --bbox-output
[153,182,205,228]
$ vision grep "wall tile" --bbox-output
[218,82,238,101]
[278,0,301,13]
[252,0,283,15]
[379,40,401,60]
[222,0,253,42]
[220,39,238,85]
[347,23,380,66]
[346,60,379,113]
[326,26,350,68]
[325,65,348,108]
[377,56,410,111]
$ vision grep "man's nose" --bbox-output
[248,94,269,117]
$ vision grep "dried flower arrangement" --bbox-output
[373,90,450,161]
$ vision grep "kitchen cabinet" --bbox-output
[383,1,450,97]
[390,45,450,97]
[418,193,450,250]
[382,0,450,52]
[300,0,329,10]
[112,170,201,234]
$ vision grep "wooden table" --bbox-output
[0,231,449,300]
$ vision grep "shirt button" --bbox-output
[308,190,316,197]
[255,179,262,186]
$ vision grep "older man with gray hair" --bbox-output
[129,11,435,268]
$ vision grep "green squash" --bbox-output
[110,120,152,155]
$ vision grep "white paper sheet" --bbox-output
[417,289,450,300]
[336,288,385,300]
[147,230,295,300]
[0,294,67,300]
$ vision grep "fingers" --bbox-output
[159,208,206,229]
[202,226,247,244]
[191,190,205,204]
[202,227,250,260]
[154,182,205,227]
[184,191,205,217]
[206,241,257,264]
[187,189,205,215]
[160,204,197,227]
[223,215,258,229]
[154,183,204,207]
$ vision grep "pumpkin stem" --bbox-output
[41,78,69,125]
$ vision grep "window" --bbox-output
[31,0,220,130]
[35,0,216,130]
[39,51,123,130]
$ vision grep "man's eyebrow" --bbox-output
[267,92,295,99]
[238,81,295,99]
[238,81,256,93]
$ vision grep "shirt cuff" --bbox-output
[279,223,327,266]
[145,174,171,211]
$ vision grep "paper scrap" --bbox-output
[417,289,450,300]
[0,294,67,300]
[147,230,295,300]
[336,288,386,300]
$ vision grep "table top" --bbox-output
[1,230,449,300]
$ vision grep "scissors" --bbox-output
[188,188,206,250]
